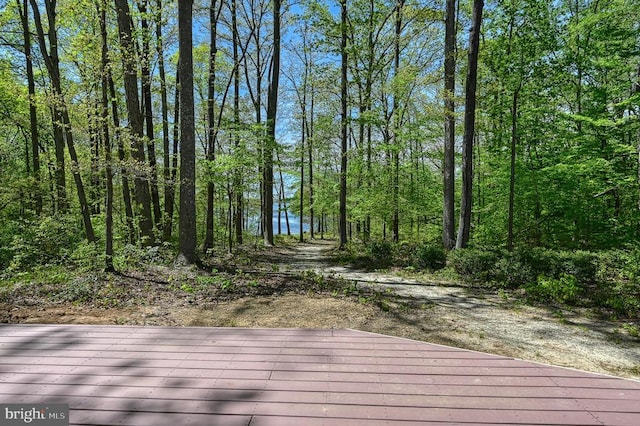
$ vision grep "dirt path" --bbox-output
[264,240,640,380]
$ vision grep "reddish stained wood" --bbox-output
[0,324,638,426]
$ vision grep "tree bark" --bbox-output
[232,0,243,245]
[264,0,281,246]
[30,0,95,242]
[507,84,521,251]
[443,0,456,250]
[391,0,404,243]
[155,0,173,241]
[204,0,221,251]
[455,0,484,249]
[29,0,65,212]
[114,0,154,244]
[138,0,162,229]
[178,0,197,263]
[339,0,348,249]
[17,0,42,215]
[98,0,115,272]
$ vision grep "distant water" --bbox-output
[273,211,309,235]
[247,210,310,236]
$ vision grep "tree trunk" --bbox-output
[17,0,42,215]
[391,0,404,243]
[178,0,197,263]
[156,0,172,241]
[114,0,154,244]
[166,69,180,240]
[29,0,66,212]
[204,0,221,251]
[107,51,136,245]
[455,0,484,249]
[443,0,456,250]
[264,0,281,246]
[138,0,162,229]
[338,0,348,249]
[507,84,520,251]
[30,0,94,242]
[98,0,115,272]
[299,83,306,243]
[232,0,243,245]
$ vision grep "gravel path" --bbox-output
[270,240,640,380]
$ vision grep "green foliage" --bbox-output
[9,216,83,271]
[365,240,394,268]
[448,248,502,283]
[414,242,447,270]
[525,274,581,304]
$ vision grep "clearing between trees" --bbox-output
[2,239,638,381]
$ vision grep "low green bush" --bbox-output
[448,248,501,283]
[525,273,581,304]
[415,242,447,270]
[9,216,82,270]
[365,240,394,267]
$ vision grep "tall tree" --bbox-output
[178,0,197,263]
[204,0,221,251]
[456,0,484,249]
[28,0,65,212]
[138,0,162,229]
[17,0,41,215]
[97,0,115,271]
[264,0,281,246]
[29,0,95,242]
[442,0,456,250]
[114,0,154,244]
[155,0,174,240]
[338,0,348,249]
[232,0,243,245]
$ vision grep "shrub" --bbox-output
[9,216,81,270]
[415,242,447,270]
[493,252,533,288]
[525,273,581,304]
[448,248,501,283]
[365,240,394,267]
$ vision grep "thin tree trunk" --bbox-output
[338,0,348,249]
[443,0,456,250]
[138,0,162,229]
[30,0,94,241]
[29,0,66,212]
[107,51,136,244]
[178,0,197,262]
[155,0,171,241]
[308,87,315,240]
[98,0,115,272]
[391,0,404,243]
[456,0,484,249]
[114,0,154,244]
[204,0,221,251]
[299,86,306,243]
[18,0,42,215]
[155,0,172,241]
[166,69,180,239]
[232,0,243,245]
[264,0,281,246]
[507,84,520,251]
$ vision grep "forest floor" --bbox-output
[1,239,639,381]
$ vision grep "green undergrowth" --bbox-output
[0,244,396,313]
[332,240,639,320]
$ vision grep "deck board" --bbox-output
[1,324,638,425]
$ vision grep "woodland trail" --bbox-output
[263,239,640,380]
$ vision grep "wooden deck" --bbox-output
[0,325,638,425]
